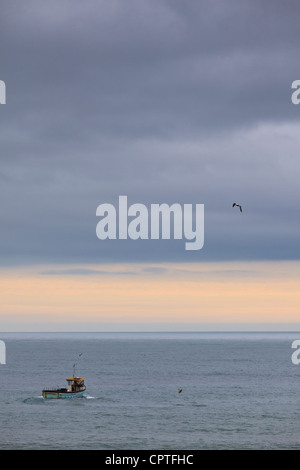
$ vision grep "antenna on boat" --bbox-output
[73,353,83,378]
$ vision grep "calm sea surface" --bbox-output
[0,332,299,450]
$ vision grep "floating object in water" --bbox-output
[42,376,86,399]
[42,360,86,399]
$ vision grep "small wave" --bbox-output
[22,396,45,405]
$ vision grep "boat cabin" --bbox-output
[66,377,85,392]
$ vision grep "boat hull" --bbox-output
[42,390,85,399]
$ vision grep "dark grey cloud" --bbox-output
[0,0,300,266]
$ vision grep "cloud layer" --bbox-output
[1,0,300,265]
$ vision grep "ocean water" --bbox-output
[0,331,299,450]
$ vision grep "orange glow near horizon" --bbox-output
[0,261,300,330]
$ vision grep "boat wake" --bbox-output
[22,392,98,404]
[22,396,45,405]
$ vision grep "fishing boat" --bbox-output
[42,361,86,399]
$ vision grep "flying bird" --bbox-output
[232,203,242,212]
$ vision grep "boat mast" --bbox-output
[72,353,82,378]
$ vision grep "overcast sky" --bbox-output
[1,0,300,267]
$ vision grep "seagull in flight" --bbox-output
[232,203,242,212]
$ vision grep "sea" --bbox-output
[0,331,299,450]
